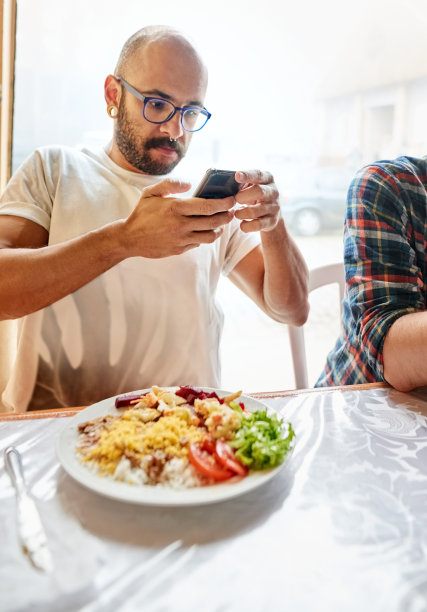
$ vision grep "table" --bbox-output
[1,383,427,612]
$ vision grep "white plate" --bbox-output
[56,388,293,507]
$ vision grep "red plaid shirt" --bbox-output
[316,156,427,386]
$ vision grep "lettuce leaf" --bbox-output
[229,410,294,470]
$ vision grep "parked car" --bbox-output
[280,167,354,236]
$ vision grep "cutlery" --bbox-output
[4,445,53,573]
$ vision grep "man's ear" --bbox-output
[104,75,121,107]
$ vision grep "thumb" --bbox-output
[142,178,191,198]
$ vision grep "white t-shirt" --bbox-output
[0,146,260,411]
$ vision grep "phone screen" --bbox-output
[193,169,240,199]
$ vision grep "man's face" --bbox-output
[114,37,208,175]
[115,100,186,175]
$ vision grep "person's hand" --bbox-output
[121,178,235,258]
[233,170,282,233]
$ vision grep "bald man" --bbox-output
[0,26,309,411]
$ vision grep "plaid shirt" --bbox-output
[316,155,427,387]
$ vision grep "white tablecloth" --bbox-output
[1,386,427,612]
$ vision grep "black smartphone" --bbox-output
[193,168,240,199]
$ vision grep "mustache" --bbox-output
[145,137,184,155]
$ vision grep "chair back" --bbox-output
[288,262,345,389]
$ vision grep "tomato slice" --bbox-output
[201,434,216,454]
[188,443,234,481]
[215,440,248,476]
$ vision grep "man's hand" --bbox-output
[122,178,235,258]
[227,168,309,326]
[0,178,235,319]
[233,170,282,233]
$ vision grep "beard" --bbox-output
[115,102,186,175]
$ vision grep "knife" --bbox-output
[4,446,53,572]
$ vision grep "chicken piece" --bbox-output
[134,391,159,409]
[152,386,187,407]
[121,408,160,423]
[193,397,223,418]
[205,406,243,440]
[163,406,193,423]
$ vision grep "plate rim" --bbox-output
[55,387,293,507]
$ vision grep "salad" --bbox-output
[76,386,295,488]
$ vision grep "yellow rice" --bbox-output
[79,410,206,474]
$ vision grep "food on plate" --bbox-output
[76,386,294,489]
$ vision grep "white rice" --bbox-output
[110,455,210,489]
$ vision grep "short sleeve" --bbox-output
[0,148,56,230]
[221,218,260,276]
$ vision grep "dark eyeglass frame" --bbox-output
[115,76,211,132]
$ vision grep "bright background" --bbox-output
[11,0,427,391]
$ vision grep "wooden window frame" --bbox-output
[0,0,17,192]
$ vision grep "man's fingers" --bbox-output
[234,202,265,220]
[235,169,274,185]
[234,199,280,218]
[188,211,233,231]
[239,218,271,233]
[180,196,236,216]
[190,227,224,243]
[235,183,279,206]
[142,179,192,198]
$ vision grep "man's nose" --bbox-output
[160,111,184,140]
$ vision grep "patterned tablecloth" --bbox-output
[1,385,427,612]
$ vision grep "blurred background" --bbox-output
[9,0,427,391]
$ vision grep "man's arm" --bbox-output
[383,312,427,392]
[0,179,235,319]
[337,159,427,389]
[228,170,309,326]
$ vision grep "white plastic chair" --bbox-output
[288,262,345,389]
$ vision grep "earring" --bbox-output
[107,105,118,118]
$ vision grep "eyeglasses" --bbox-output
[115,76,211,132]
